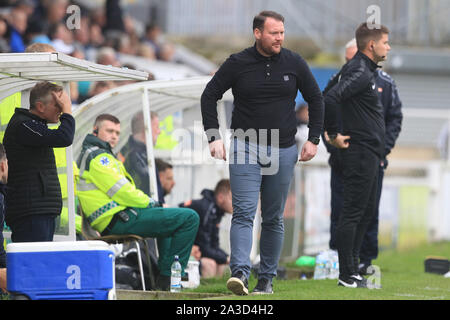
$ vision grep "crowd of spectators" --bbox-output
[0,0,174,103]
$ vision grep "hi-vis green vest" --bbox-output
[77,135,156,233]
[58,159,82,234]
[0,93,21,142]
[155,115,178,150]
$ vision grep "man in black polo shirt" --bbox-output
[324,23,391,288]
[201,10,324,295]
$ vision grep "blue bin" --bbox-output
[6,241,115,300]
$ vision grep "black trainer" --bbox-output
[226,272,249,295]
[338,274,368,288]
[252,278,273,295]
[156,274,170,291]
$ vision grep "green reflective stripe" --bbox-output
[77,179,98,192]
[79,146,99,176]
[0,123,8,131]
[106,177,128,198]
[87,201,119,224]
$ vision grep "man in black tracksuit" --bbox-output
[4,82,75,242]
[324,39,403,274]
[324,23,391,288]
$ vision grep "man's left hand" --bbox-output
[299,141,318,162]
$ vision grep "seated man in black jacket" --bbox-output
[121,110,164,203]
[180,179,233,278]
[4,81,75,242]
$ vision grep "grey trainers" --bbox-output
[226,272,249,295]
[252,278,273,294]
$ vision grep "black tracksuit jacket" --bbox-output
[324,51,385,158]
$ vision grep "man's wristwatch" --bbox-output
[308,136,320,145]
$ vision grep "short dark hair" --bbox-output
[131,111,158,135]
[253,10,284,31]
[355,22,389,51]
[214,179,231,197]
[94,113,120,129]
[155,158,172,172]
[0,142,6,161]
[29,81,63,109]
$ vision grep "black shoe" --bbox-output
[252,278,273,295]
[226,272,249,295]
[156,274,170,291]
[338,275,368,288]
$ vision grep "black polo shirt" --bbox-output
[201,44,324,148]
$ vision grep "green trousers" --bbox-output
[109,207,199,276]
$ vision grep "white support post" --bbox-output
[63,81,76,241]
[142,88,159,202]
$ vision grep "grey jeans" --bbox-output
[229,138,298,280]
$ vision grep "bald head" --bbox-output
[344,38,358,62]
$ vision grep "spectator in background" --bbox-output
[14,0,35,18]
[8,7,27,52]
[88,23,105,48]
[155,158,175,199]
[121,111,165,204]
[28,0,68,37]
[180,179,233,278]
[0,17,11,52]
[49,22,74,54]
[96,46,120,67]
[104,0,125,35]
[44,0,68,26]
[24,18,51,45]
[144,23,175,62]
[87,81,116,99]
[144,23,163,59]
[73,14,91,53]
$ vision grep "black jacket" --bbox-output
[324,51,385,158]
[121,136,165,204]
[179,189,228,264]
[3,108,75,225]
[323,68,402,169]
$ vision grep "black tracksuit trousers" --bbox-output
[336,143,379,279]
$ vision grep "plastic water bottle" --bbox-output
[328,250,340,279]
[324,250,332,279]
[170,255,182,292]
[313,252,326,280]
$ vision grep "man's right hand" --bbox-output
[209,139,226,160]
[52,90,72,115]
[325,132,351,149]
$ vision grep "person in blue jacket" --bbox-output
[180,179,233,278]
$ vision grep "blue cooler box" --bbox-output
[6,241,115,300]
